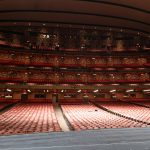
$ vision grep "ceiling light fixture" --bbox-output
[93,89,98,93]
[110,89,116,93]
[6,89,12,92]
[126,89,134,92]
[77,90,81,93]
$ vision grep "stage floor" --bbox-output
[0,127,150,150]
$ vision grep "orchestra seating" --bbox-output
[0,101,149,135]
[61,103,147,131]
[0,103,61,135]
[98,102,150,124]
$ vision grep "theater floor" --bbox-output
[0,127,150,150]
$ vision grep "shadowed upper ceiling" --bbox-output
[0,0,149,33]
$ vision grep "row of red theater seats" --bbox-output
[99,102,150,124]
[0,78,149,83]
[0,99,51,103]
[0,42,147,52]
[0,99,112,104]
[0,50,149,67]
[122,98,150,102]
[0,58,149,68]
[0,98,149,103]
[0,103,61,135]
[0,59,149,67]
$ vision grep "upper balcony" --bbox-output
[0,51,149,68]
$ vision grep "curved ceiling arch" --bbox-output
[1,20,149,34]
[0,10,149,26]
[78,0,150,13]
[0,0,149,33]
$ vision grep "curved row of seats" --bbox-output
[0,103,61,135]
[136,102,150,108]
[98,102,150,124]
[61,104,147,131]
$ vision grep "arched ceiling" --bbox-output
[0,0,149,33]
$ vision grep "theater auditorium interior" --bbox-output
[0,0,150,150]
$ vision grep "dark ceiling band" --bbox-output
[0,10,149,26]
[0,20,149,34]
[78,0,150,14]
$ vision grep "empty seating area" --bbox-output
[0,103,61,135]
[61,103,147,131]
[99,102,150,124]
[0,3,150,149]
[0,101,149,135]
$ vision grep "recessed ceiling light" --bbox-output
[64,95,71,98]
[77,90,81,93]
[93,89,98,93]
[27,89,31,92]
[83,95,88,98]
[110,89,116,93]
[126,89,134,92]
[144,83,150,85]
[6,89,12,92]
[143,89,150,92]
[124,95,129,97]
[129,84,138,86]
